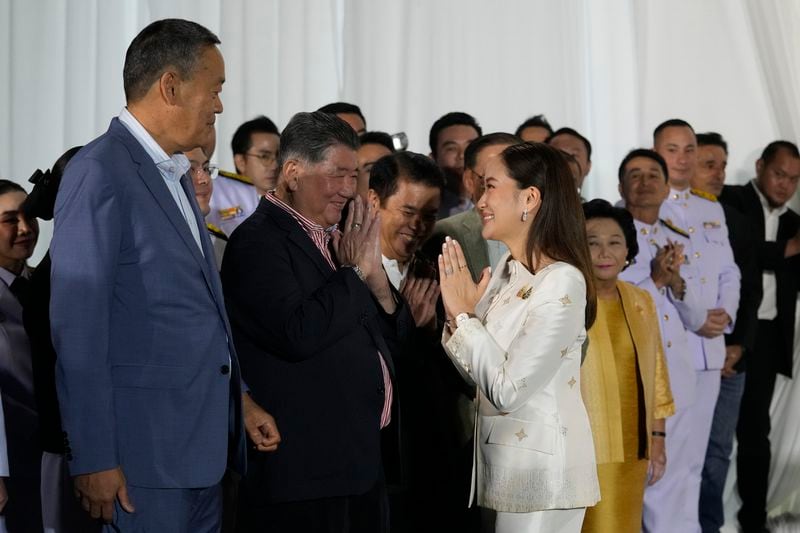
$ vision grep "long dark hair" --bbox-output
[501,143,597,328]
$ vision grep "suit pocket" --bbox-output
[111,364,193,390]
[485,415,557,455]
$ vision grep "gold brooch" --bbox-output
[516,285,532,299]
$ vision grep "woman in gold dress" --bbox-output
[580,199,675,532]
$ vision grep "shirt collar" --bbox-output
[0,265,29,287]
[264,192,338,235]
[118,108,190,182]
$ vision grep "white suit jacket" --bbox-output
[444,257,600,512]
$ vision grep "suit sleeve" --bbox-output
[716,207,741,331]
[222,229,381,362]
[725,214,763,350]
[50,157,121,475]
[444,267,585,413]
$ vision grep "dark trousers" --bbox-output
[736,320,780,532]
[105,483,222,533]
[236,476,388,533]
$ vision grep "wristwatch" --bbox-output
[455,312,471,328]
[343,264,366,282]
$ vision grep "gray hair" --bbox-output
[123,19,220,103]
[278,111,359,169]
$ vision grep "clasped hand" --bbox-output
[332,195,382,281]
[438,237,490,321]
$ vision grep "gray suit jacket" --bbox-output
[426,209,489,283]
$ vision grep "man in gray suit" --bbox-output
[50,19,278,531]
[425,132,521,282]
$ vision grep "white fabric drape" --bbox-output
[2,1,800,529]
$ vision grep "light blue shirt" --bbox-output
[118,108,204,255]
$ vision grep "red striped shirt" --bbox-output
[264,193,392,428]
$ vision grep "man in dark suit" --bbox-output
[719,140,800,533]
[222,111,410,533]
[50,19,278,531]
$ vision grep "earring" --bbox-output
[521,209,528,222]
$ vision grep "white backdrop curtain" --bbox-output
[1,0,799,525]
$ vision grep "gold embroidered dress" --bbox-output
[580,281,675,532]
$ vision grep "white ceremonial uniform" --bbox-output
[206,170,261,237]
[654,187,740,533]
[443,257,599,533]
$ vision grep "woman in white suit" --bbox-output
[438,142,600,532]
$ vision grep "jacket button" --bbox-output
[220,365,230,375]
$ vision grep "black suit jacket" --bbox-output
[221,197,411,504]
[720,182,800,376]
[721,203,762,359]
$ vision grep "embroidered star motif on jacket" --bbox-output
[515,428,528,441]
[559,295,572,306]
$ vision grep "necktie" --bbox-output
[9,276,31,307]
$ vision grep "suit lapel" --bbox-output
[113,121,226,316]
[266,201,336,278]
[744,182,766,239]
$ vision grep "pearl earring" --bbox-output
[522,209,528,222]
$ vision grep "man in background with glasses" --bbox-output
[207,115,281,236]
[186,130,226,270]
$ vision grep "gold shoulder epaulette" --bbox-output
[659,218,690,239]
[691,188,717,202]
[206,222,229,241]
[217,169,254,186]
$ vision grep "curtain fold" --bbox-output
[1,0,798,261]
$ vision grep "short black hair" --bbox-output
[514,114,553,138]
[429,112,482,158]
[696,132,728,154]
[231,115,280,156]
[123,19,220,103]
[653,118,695,143]
[359,131,395,153]
[618,148,669,183]
[318,102,366,127]
[759,140,800,166]
[369,151,445,204]
[278,111,359,169]
[582,199,639,265]
[547,127,593,161]
[0,179,26,196]
[464,132,522,171]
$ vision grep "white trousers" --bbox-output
[642,370,721,533]
[493,507,586,533]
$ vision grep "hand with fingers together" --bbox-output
[400,275,440,329]
[74,466,134,523]
[438,236,491,325]
[332,195,396,313]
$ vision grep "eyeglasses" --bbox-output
[190,164,219,179]
[244,151,277,165]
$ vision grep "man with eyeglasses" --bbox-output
[186,131,226,270]
[207,115,280,236]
